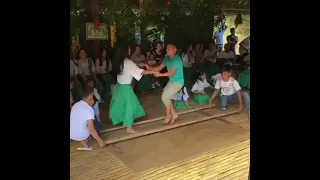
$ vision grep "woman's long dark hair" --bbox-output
[183,43,193,54]
[98,48,108,67]
[112,40,129,76]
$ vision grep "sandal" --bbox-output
[76,146,92,151]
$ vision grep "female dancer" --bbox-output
[109,41,155,133]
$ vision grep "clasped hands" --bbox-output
[140,63,162,77]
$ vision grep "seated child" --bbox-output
[191,71,214,104]
[171,86,192,108]
[87,79,105,124]
[70,87,106,151]
[146,52,159,88]
[237,64,250,118]
[209,66,243,112]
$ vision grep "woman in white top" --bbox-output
[182,44,195,89]
[191,71,214,104]
[218,43,235,64]
[194,43,204,71]
[95,48,116,100]
[130,45,146,65]
[203,41,217,63]
[203,41,220,84]
[77,49,100,88]
[109,41,155,133]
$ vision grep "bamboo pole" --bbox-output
[100,104,216,133]
[104,110,238,145]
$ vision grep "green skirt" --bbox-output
[193,94,210,104]
[174,100,188,109]
[137,75,153,92]
[183,67,194,89]
[109,83,145,126]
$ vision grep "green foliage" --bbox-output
[70,0,250,51]
[223,14,250,54]
[100,0,137,40]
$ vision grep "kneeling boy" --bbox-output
[209,66,243,112]
[70,87,106,151]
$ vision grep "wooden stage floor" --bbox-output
[70,88,250,180]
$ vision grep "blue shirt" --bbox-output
[162,55,184,85]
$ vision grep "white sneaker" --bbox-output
[151,84,155,88]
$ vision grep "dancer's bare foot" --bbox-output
[163,114,172,124]
[126,126,136,133]
[170,114,178,124]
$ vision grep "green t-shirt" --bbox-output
[237,69,250,89]
[162,55,184,85]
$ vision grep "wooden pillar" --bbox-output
[91,0,100,59]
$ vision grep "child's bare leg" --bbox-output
[126,126,136,133]
[170,103,178,124]
[80,140,89,148]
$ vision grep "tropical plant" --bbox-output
[145,24,166,45]
[100,0,137,40]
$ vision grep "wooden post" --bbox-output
[91,0,100,59]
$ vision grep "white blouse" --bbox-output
[218,51,234,59]
[191,79,212,93]
[117,58,144,84]
[95,58,107,74]
[203,49,216,62]
[171,87,189,101]
[70,60,80,76]
[182,53,194,67]
[77,58,96,76]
